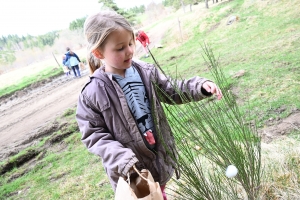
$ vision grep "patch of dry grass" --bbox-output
[260,137,300,199]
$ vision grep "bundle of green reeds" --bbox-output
[150,43,261,200]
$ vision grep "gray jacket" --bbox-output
[76,59,210,191]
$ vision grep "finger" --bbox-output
[202,83,211,93]
[215,87,223,100]
[209,84,217,94]
[207,82,222,100]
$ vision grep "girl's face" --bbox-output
[99,28,135,77]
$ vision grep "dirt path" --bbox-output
[0,71,89,159]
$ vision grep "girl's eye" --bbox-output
[117,47,124,51]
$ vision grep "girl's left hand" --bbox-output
[202,81,223,100]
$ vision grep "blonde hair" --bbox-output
[84,11,135,74]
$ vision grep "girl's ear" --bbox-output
[92,49,104,59]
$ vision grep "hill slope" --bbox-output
[0,0,300,199]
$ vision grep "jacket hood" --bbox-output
[91,67,113,87]
[65,51,75,56]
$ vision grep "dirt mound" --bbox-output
[260,111,300,143]
[0,70,89,160]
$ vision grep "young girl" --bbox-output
[76,11,222,199]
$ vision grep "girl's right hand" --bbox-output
[202,81,223,100]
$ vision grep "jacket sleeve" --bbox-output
[65,55,69,62]
[76,92,138,178]
[152,65,211,104]
[74,53,81,62]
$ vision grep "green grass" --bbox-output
[0,66,63,98]
[0,112,114,200]
[145,0,300,126]
[1,0,300,199]
[1,144,112,199]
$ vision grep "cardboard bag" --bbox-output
[79,62,86,70]
[115,166,163,200]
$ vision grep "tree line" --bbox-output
[163,0,200,9]
[69,0,146,31]
[0,0,147,65]
[1,0,214,66]
[0,32,59,65]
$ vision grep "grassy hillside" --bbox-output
[145,0,300,127]
[1,0,299,199]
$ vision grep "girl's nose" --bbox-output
[127,45,134,55]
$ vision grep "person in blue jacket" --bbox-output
[64,47,81,77]
[62,55,71,76]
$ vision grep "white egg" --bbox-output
[225,165,238,178]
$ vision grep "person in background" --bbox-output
[64,47,81,78]
[76,11,223,200]
[135,30,150,58]
[62,55,71,77]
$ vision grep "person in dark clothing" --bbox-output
[64,47,81,77]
